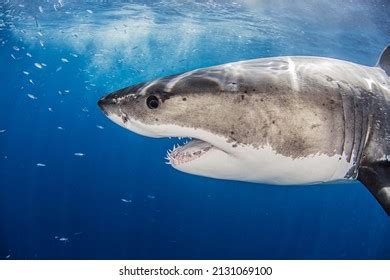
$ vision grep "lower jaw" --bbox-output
[166,139,214,166]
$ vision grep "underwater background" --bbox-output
[1,0,390,259]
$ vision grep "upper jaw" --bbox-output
[147,125,235,156]
[98,98,236,155]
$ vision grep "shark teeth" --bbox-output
[165,138,189,165]
[166,138,213,166]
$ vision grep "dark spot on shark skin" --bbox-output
[230,131,234,135]
[326,75,334,82]
[122,114,128,123]
[311,124,320,129]
[232,144,238,148]
[241,95,245,100]
[182,97,187,101]
[155,118,159,121]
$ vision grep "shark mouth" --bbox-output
[166,138,214,166]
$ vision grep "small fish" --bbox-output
[86,9,93,14]
[48,107,53,112]
[27,94,37,100]
[41,63,47,67]
[56,66,62,72]
[70,53,78,58]
[0,129,6,133]
[34,63,43,69]
[96,125,104,130]
[74,153,85,157]
[37,31,43,37]
[58,237,69,243]
[38,6,43,13]
[23,71,29,75]
[29,79,34,84]
[73,232,83,236]
[5,255,10,259]
[57,126,64,130]
[39,40,44,47]
[61,58,69,63]
[36,163,46,167]
[26,52,32,57]
[121,199,132,203]
[10,54,16,60]
[13,46,20,51]
[147,195,156,200]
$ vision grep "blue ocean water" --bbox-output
[1,0,390,260]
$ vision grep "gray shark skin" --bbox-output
[98,46,390,215]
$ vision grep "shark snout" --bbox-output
[98,95,116,116]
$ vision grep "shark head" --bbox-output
[98,68,246,180]
[98,57,359,186]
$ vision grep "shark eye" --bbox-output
[146,95,159,109]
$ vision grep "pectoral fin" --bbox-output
[358,161,390,215]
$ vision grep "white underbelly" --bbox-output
[175,143,355,185]
[231,144,354,185]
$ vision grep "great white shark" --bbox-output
[98,46,390,215]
